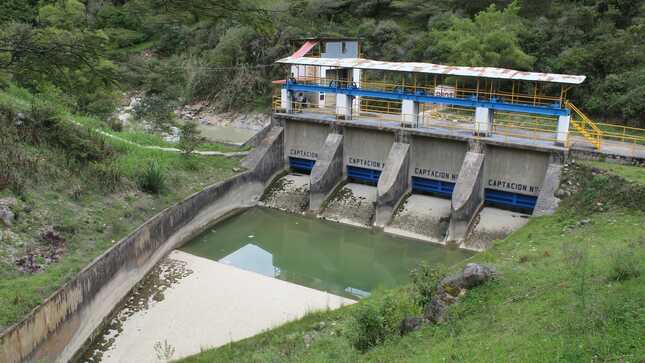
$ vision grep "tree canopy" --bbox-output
[1,0,644,125]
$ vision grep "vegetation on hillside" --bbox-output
[0,84,241,330]
[2,0,645,126]
[180,160,645,362]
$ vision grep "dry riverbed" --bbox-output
[81,250,354,363]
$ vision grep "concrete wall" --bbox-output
[0,127,286,363]
[534,160,563,216]
[409,137,467,183]
[310,133,344,212]
[483,146,549,197]
[343,128,394,171]
[375,143,410,227]
[447,142,486,242]
[284,119,329,162]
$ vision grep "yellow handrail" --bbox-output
[565,101,603,149]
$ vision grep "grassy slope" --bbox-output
[0,86,243,330]
[181,161,645,363]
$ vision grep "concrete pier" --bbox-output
[447,142,486,243]
[310,133,344,212]
[534,159,564,216]
[374,142,410,228]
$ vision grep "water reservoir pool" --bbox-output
[181,207,473,299]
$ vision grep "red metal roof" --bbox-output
[291,41,318,58]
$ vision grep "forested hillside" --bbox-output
[1,0,644,127]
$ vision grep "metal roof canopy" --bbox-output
[277,57,586,85]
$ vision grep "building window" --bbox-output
[341,41,347,54]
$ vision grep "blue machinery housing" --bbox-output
[347,166,381,185]
[289,157,315,173]
[293,162,536,212]
[484,189,537,212]
[284,82,570,117]
[411,177,455,198]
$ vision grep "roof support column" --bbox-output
[336,94,354,120]
[352,68,362,111]
[556,115,570,146]
[402,99,419,127]
[281,89,292,113]
[474,107,493,136]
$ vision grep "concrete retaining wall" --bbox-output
[0,127,285,363]
[284,119,329,161]
[447,142,486,242]
[409,137,467,183]
[310,133,344,212]
[483,146,549,197]
[375,143,410,227]
[343,128,394,171]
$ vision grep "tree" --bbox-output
[178,121,202,155]
[431,1,534,70]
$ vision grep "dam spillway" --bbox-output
[264,113,564,249]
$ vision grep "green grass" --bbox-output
[0,82,245,154]
[0,86,244,330]
[583,161,645,185]
[71,115,246,153]
[180,162,645,363]
[0,146,241,330]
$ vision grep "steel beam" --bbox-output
[284,83,570,117]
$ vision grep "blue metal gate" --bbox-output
[289,157,315,174]
[411,177,455,198]
[347,166,381,185]
[484,189,537,212]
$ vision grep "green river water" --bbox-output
[180,207,473,299]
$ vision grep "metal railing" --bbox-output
[273,95,645,156]
[287,76,564,108]
[272,97,562,145]
[566,101,603,149]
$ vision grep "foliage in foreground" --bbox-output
[180,161,645,362]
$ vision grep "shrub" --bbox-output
[609,247,642,282]
[347,292,415,352]
[107,118,123,132]
[92,160,124,192]
[409,262,444,308]
[22,101,114,164]
[137,160,165,194]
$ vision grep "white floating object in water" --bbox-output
[248,235,255,238]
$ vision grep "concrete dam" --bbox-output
[260,113,562,251]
